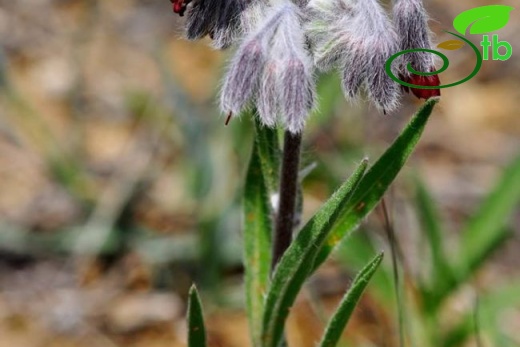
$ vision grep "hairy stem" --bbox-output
[271,130,302,271]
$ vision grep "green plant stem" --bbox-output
[271,130,302,271]
[380,199,406,347]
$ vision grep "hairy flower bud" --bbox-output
[219,5,285,119]
[220,38,266,115]
[257,62,280,127]
[393,0,441,99]
[341,52,365,100]
[280,57,315,133]
[220,3,315,134]
[270,4,315,133]
[307,0,400,112]
[183,0,265,49]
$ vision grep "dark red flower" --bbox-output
[401,73,441,100]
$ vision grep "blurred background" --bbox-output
[0,1,518,346]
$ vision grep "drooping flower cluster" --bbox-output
[307,0,400,112]
[171,0,440,133]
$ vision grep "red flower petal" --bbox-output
[171,0,189,16]
[404,73,441,100]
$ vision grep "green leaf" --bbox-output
[254,116,281,194]
[187,285,207,347]
[415,179,453,289]
[437,40,465,50]
[261,160,369,347]
[456,155,520,282]
[319,252,384,347]
[453,5,514,35]
[243,135,273,347]
[313,98,439,270]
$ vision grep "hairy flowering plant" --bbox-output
[171,0,441,346]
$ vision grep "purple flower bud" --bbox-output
[280,57,315,133]
[392,0,436,75]
[185,0,262,49]
[220,38,266,117]
[307,0,400,112]
[257,62,280,127]
[340,46,366,100]
[392,0,441,99]
[220,3,315,133]
[366,47,401,112]
[271,4,316,133]
[184,0,218,40]
[219,5,286,119]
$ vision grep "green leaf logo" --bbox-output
[453,5,514,35]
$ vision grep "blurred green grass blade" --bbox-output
[428,231,511,311]
[442,318,472,347]
[336,231,394,304]
[443,280,520,347]
[319,252,384,347]
[244,138,273,347]
[415,179,453,288]
[254,116,281,194]
[457,155,520,276]
[261,160,368,347]
[187,285,207,347]
[478,281,520,346]
[313,98,439,269]
[424,156,520,309]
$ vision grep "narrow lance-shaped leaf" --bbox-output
[187,285,207,347]
[319,252,384,347]
[456,155,520,282]
[415,179,453,290]
[243,137,273,347]
[336,230,395,304]
[261,160,369,347]
[313,98,439,270]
